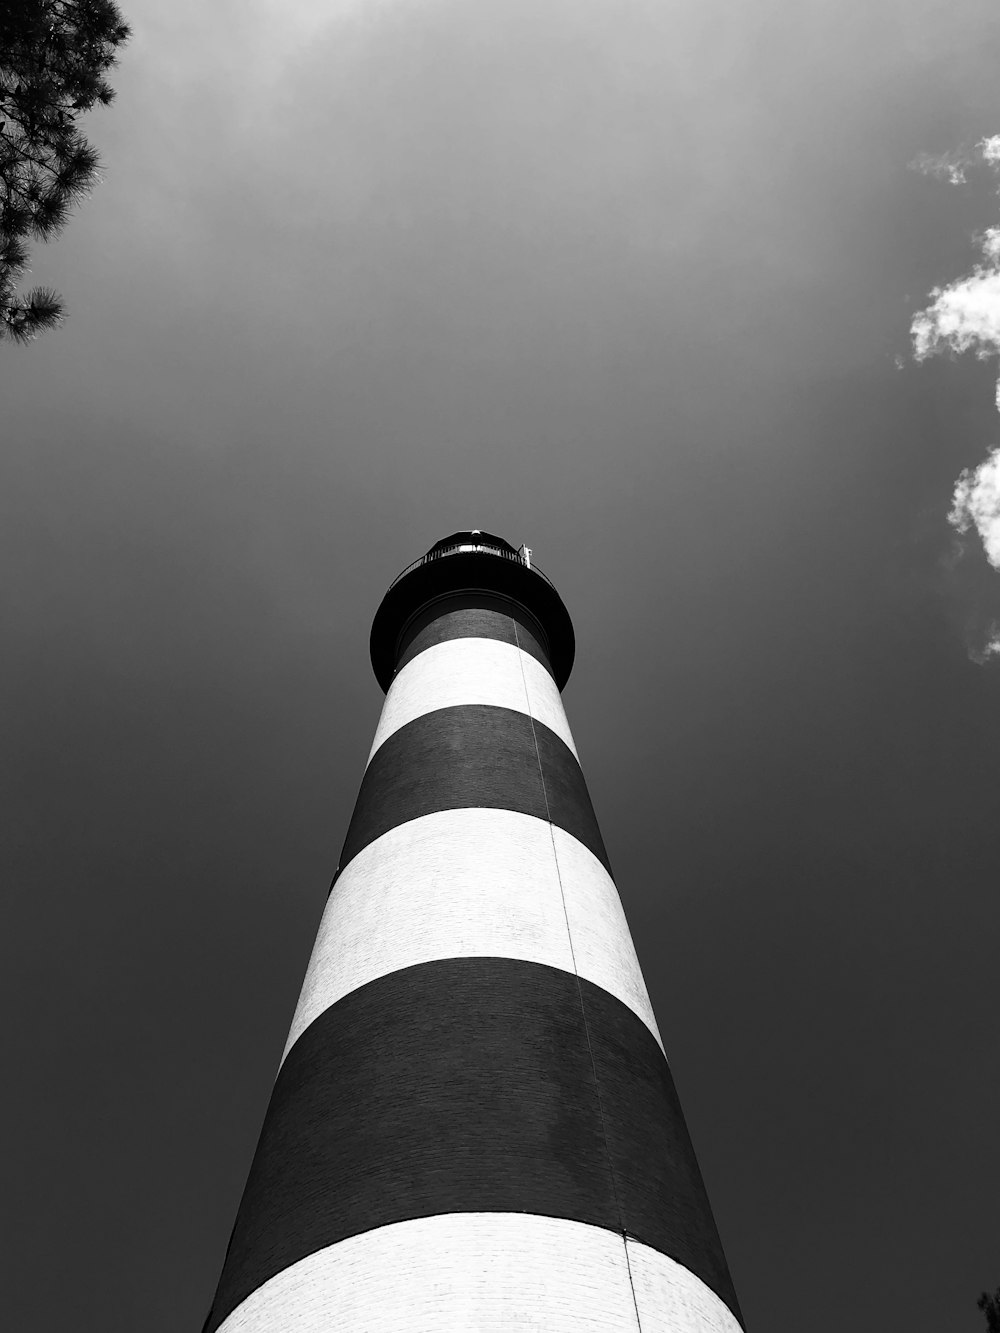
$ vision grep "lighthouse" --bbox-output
[204,531,743,1332]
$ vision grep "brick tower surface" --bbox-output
[204,531,743,1333]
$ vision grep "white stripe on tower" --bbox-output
[282,808,661,1064]
[203,532,743,1333]
[367,636,578,761]
[214,1215,744,1333]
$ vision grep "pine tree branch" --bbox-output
[0,0,127,344]
[0,284,64,344]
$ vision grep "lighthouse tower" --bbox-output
[204,532,743,1333]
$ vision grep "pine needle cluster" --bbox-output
[1,0,130,343]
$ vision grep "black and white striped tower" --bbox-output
[204,531,743,1333]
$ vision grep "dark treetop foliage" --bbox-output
[1,0,130,343]
[981,1289,1000,1333]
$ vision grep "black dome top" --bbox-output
[427,530,518,557]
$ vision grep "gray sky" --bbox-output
[3,1,1000,1328]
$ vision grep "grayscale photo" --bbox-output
[2,2,998,1330]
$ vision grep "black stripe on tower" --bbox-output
[206,960,742,1331]
[395,598,555,679]
[340,704,610,873]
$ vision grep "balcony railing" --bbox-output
[388,541,554,591]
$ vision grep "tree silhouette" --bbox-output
[980,1288,1000,1332]
[1,0,130,343]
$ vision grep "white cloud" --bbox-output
[911,137,1000,376]
[909,137,1000,185]
[911,268,1000,362]
[909,149,970,185]
[967,623,1000,664]
[982,227,1000,263]
[912,133,1000,662]
[948,446,1000,568]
